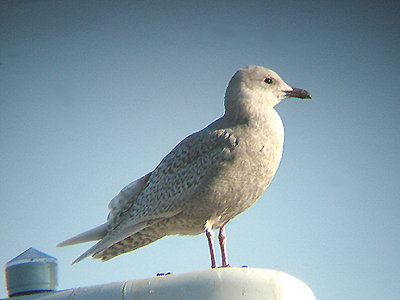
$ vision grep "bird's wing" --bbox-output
[72,217,162,264]
[107,172,152,223]
[75,128,238,262]
[110,128,239,228]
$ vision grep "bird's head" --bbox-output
[224,66,311,120]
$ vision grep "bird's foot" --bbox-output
[215,264,249,268]
[218,264,231,268]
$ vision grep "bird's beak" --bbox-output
[284,87,312,99]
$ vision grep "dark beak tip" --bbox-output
[285,87,312,100]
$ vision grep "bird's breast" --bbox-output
[229,107,284,187]
[185,112,285,226]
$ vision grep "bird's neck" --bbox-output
[225,98,283,131]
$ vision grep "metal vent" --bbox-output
[5,248,58,297]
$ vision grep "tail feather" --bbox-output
[71,219,163,264]
[71,238,109,264]
[57,223,108,247]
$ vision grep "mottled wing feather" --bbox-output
[72,218,162,264]
[109,129,238,229]
[97,221,167,261]
[94,128,238,259]
[107,172,152,222]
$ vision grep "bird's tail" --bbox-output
[57,223,108,247]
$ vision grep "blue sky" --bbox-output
[1,1,399,299]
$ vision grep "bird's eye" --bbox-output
[264,78,273,84]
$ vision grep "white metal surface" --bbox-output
[2,268,315,300]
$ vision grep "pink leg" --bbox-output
[218,226,230,267]
[206,228,217,269]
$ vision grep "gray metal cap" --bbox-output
[5,248,58,297]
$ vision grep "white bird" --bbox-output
[57,65,311,268]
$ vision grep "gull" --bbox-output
[58,65,311,268]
